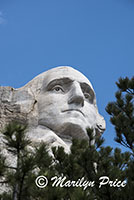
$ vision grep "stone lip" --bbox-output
[61,109,85,117]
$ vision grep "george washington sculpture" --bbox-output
[0,66,106,152]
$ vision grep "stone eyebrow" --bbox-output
[46,78,73,90]
[46,78,95,99]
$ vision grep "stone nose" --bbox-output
[68,81,84,106]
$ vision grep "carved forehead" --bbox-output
[42,66,94,90]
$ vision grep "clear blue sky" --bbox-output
[0,0,134,151]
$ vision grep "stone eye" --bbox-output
[84,93,93,103]
[84,93,90,99]
[55,87,61,91]
[53,86,63,92]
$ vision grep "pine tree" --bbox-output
[106,76,134,199]
[0,122,33,200]
[0,123,131,200]
[0,150,6,180]
[0,122,54,200]
[51,129,130,200]
[0,146,7,200]
[106,77,134,153]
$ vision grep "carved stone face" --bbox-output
[37,67,105,140]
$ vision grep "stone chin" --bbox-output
[57,122,89,140]
[38,118,89,141]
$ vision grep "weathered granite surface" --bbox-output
[0,66,106,193]
[0,66,106,153]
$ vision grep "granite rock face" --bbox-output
[0,86,27,129]
[0,66,106,193]
[0,66,106,153]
